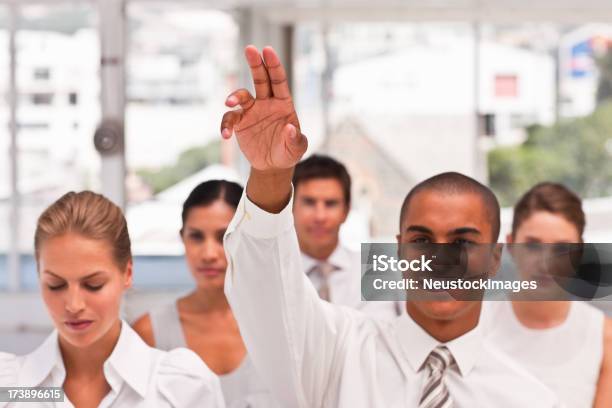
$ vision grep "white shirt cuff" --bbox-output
[232,186,295,239]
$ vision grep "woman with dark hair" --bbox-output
[133,180,280,408]
[483,182,611,408]
[0,191,224,407]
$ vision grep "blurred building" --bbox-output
[0,29,100,202]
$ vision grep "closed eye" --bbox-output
[47,283,67,291]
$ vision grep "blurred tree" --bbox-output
[596,50,612,105]
[137,140,221,194]
[488,102,612,206]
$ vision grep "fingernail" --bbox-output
[222,128,230,138]
[289,126,297,140]
[226,95,237,105]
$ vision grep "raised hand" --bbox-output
[221,45,307,171]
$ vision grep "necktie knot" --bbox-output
[425,345,454,374]
[308,261,338,301]
[309,261,337,278]
[419,345,455,408]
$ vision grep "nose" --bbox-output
[65,286,86,315]
[313,202,327,222]
[200,239,220,262]
[540,245,555,275]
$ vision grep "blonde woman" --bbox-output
[483,183,612,408]
[0,191,225,408]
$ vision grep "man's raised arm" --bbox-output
[221,45,355,408]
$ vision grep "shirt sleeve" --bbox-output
[0,352,18,408]
[156,348,225,408]
[224,189,361,408]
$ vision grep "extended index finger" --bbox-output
[245,45,271,99]
[262,47,290,99]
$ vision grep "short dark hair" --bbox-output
[512,182,584,238]
[293,154,351,206]
[181,179,243,227]
[399,172,501,241]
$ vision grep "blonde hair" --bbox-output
[34,191,132,269]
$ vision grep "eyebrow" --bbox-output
[405,225,433,234]
[185,227,226,234]
[405,225,482,235]
[451,227,482,236]
[184,227,203,233]
[43,270,105,280]
[300,195,341,202]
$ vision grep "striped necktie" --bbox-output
[308,261,338,301]
[419,345,455,408]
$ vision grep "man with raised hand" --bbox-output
[221,45,560,408]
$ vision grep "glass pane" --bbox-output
[294,22,612,244]
[126,3,239,290]
[294,22,477,243]
[16,3,100,289]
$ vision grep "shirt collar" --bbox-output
[395,312,482,377]
[18,329,62,387]
[327,245,352,271]
[302,244,351,273]
[103,321,154,398]
[19,321,153,398]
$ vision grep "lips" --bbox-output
[308,228,332,239]
[195,267,225,277]
[65,320,94,331]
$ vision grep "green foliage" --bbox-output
[596,51,612,105]
[488,102,612,206]
[137,141,221,194]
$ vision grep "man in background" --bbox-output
[293,154,399,317]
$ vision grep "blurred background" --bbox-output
[1,0,612,352]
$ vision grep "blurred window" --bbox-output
[125,3,238,289]
[33,67,50,80]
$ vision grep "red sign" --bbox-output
[495,74,518,98]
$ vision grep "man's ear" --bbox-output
[488,243,504,278]
[341,203,350,223]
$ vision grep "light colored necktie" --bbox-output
[419,345,455,408]
[308,262,338,301]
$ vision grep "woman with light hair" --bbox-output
[483,182,612,408]
[0,191,225,407]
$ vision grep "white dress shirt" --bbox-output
[0,321,225,408]
[224,191,561,408]
[481,301,604,408]
[302,246,401,319]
